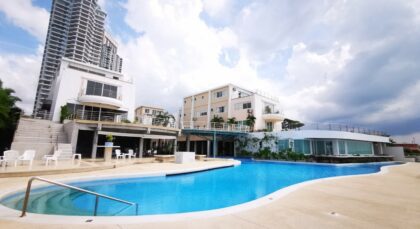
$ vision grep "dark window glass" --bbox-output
[86,81,102,96]
[103,84,117,98]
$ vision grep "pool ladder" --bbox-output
[20,176,139,217]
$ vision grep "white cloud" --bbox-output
[0,46,42,114]
[0,0,49,41]
[119,0,274,112]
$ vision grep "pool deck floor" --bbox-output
[0,161,419,229]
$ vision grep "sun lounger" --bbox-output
[44,150,61,166]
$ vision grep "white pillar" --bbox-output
[344,141,348,155]
[333,140,339,155]
[139,138,144,158]
[173,139,177,153]
[193,141,197,153]
[309,140,313,155]
[91,131,98,159]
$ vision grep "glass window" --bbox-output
[218,106,224,113]
[145,109,149,113]
[102,84,117,98]
[216,91,223,98]
[86,80,117,98]
[347,140,373,155]
[294,140,311,154]
[86,81,102,96]
[243,102,251,109]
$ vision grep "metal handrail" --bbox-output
[20,176,138,217]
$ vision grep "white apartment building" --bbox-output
[50,58,135,122]
[135,106,167,126]
[182,84,283,131]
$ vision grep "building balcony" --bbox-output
[79,94,123,109]
[261,112,284,121]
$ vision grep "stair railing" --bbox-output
[20,176,138,217]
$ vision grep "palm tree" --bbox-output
[155,112,175,127]
[246,114,256,131]
[211,115,224,123]
[0,80,21,152]
[227,117,237,125]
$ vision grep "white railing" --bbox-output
[32,111,52,120]
[284,122,389,137]
[69,110,128,123]
[182,121,250,132]
[68,110,176,128]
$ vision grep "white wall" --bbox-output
[51,59,135,122]
[384,146,405,161]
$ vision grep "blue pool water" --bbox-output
[1,160,399,216]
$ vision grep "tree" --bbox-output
[155,112,175,127]
[60,105,70,123]
[211,115,224,123]
[246,114,256,131]
[227,117,237,125]
[282,118,304,130]
[0,80,22,153]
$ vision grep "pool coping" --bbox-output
[0,160,407,225]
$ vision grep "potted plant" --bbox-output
[105,134,114,147]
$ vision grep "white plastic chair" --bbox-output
[115,149,124,160]
[0,150,19,167]
[44,150,61,166]
[152,150,157,156]
[18,150,36,166]
[124,149,136,159]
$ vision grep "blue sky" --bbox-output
[0,0,419,142]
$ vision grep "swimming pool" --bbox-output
[0,160,400,216]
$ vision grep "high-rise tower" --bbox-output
[33,0,121,116]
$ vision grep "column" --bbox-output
[233,141,237,157]
[379,143,384,155]
[207,140,211,157]
[213,132,217,157]
[173,139,177,153]
[186,135,190,152]
[309,140,313,155]
[91,131,98,159]
[333,140,339,155]
[139,138,144,158]
[193,141,197,153]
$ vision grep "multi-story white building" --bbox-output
[33,0,121,116]
[182,84,283,131]
[50,58,135,122]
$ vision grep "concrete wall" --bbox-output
[384,146,405,161]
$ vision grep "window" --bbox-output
[243,102,252,109]
[145,109,150,113]
[216,91,223,98]
[218,106,224,113]
[86,81,102,96]
[86,80,117,98]
[102,84,117,98]
[200,111,207,116]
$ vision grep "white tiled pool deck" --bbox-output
[0,160,419,229]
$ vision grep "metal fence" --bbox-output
[68,110,176,128]
[182,121,250,132]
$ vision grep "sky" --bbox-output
[0,0,419,143]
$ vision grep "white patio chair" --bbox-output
[0,150,19,167]
[146,150,151,157]
[115,149,125,160]
[123,149,136,159]
[152,150,157,156]
[44,150,61,166]
[18,150,36,166]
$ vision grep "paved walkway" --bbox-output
[0,162,419,229]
